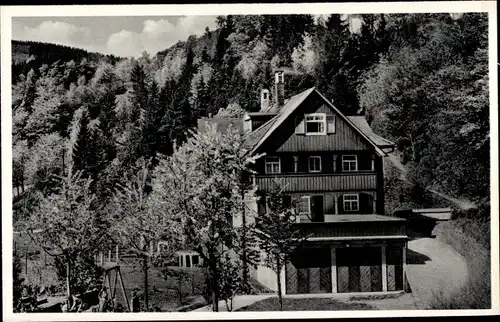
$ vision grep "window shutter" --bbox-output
[295,116,305,134]
[327,115,335,133]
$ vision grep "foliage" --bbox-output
[253,180,308,311]
[215,102,246,118]
[111,158,182,309]
[151,123,260,311]
[159,266,191,305]
[13,252,25,306]
[25,171,109,296]
[359,13,488,207]
[218,254,246,311]
[53,254,103,295]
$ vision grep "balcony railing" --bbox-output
[255,172,378,192]
[295,216,407,239]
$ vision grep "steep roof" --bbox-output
[346,116,395,149]
[244,87,394,156]
[243,115,279,150]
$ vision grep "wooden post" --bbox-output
[331,247,337,293]
[402,244,407,291]
[118,268,131,312]
[112,270,118,299]
[381,246,387,292]
[280,265,286,295]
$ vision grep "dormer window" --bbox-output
[265,156,281,174]
[305,113,326,135]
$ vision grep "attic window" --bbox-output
[305,113,326,135]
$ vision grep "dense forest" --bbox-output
[11,13,490,310]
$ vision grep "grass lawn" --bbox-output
[237,297,375,311]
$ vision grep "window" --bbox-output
[308,156,322,172]
[186,255,191,268]
[275,71,284,83]
[342,155,358,172]
[343,194,359,212]
[265,156,281,174]
[293,156,299,173]
[298,196,311,215]
[262,92,269,100]
[305,113,326,135]
[192,255,199,266]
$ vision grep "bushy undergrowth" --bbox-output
[429,205,491,309]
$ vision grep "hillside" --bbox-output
[11,40,122,83]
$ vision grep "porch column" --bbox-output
[402,245,407,291]
[108,249,112,262]
[381,246,388,291]
[331,247,337,293]
[116,245,119,263]
[332,193,338,215]
[372,198,377,214]
[280,265,286,295]
[100,252,104,265]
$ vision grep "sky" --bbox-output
[12,16,219,58]
[12,15,360,58]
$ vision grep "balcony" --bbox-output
[295,215,407,241]
[254,172,378,192]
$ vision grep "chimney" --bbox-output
[260,89,270,112]
[274,69,285,108]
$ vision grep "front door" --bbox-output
[311,195,324,222]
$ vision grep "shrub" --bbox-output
[53,254,103,295]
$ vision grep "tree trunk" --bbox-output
[143,255,149,310]
[276,257,283,311]
[210,260,219,312]
[66,258,72,297]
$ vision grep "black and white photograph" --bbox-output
[1,2,498,319]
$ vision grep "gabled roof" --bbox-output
[244,87,394,156]
[347,116,395,149]
[243,115,279,150]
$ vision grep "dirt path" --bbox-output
[406,233,468,309]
